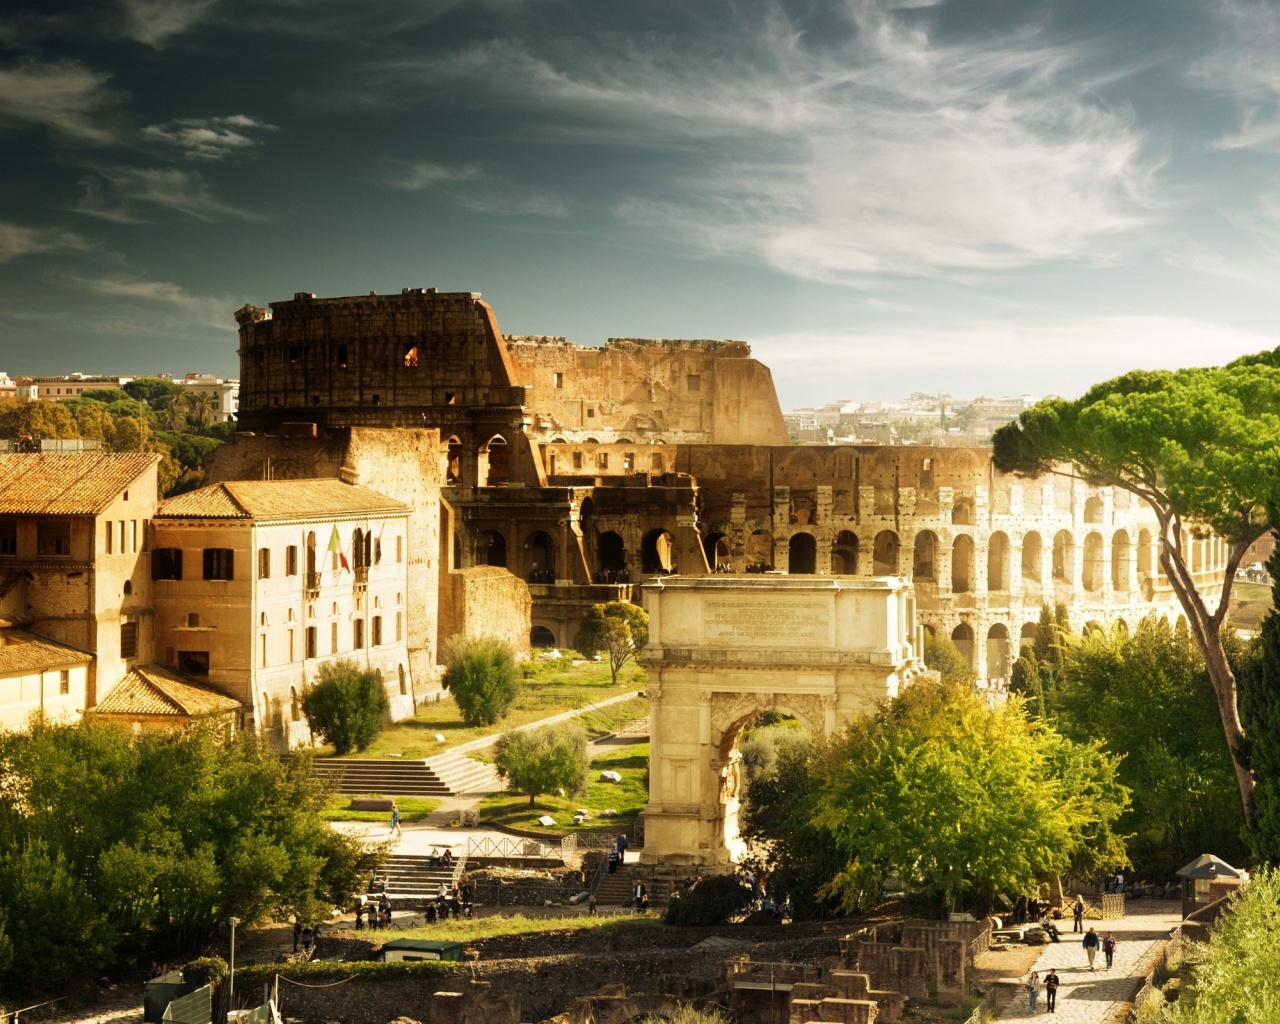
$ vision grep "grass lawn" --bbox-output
[362,910,660,943]
[1232,581,1275,631]
[479,740,649,834]
[320,794,440,822]
[321,658,647,760]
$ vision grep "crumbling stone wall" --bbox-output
[438,566,531,658]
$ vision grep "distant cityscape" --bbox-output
[782,392,1036,445]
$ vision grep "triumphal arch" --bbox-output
[638,574,924,868]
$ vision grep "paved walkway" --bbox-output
[995,900,1182,1023]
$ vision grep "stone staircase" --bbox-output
[595,870,636,906]
[313,752,500,797]
[370,854,458,901]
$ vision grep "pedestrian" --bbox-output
[1103,932,1117,970]
[1072,894,1085,932]
[292,919,302,953]
[426,902,438,924]
[390,803,401,836]
[634,880,647,909]
[1026,970,1040,1013]
[1084,927,1100,970]
[1044,969,1059,1013]
[354,905,364,931]
[588,893,597,916]
[607,842,620,875]
[301,925,313,953]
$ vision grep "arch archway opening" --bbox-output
[1020,622,1039,649]
[1021,532,1043,584]
[597,530,628,582]
[788,533,817,574]
[952,498,974,526]
[951,622,975,669]
[530,625,558,648]
[703,531,729,572]
[988,532,1011,592]
[832,530,858,575]
[986,623,1011,682]
[482,434,509,487]
[952,535,975,593]
[1084,495,1104,524]
[745,530,774,572]
[479,530,507,568]
[444,436,462,485]
[642,529,676,574]
[1052,530,1074,583]
[1082,532,1104,592]
[873,530,900,576]
[525,530,557,582]
[1111,530,1131,591]
[912,531,938,582]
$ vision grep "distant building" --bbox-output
[152,479,414,747]
[182,373,239,423]
[0,452,161,705]
[89,662,241,735]
[34,375,133,401]
[0,624,93,731]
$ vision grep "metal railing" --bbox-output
[2,997,65,1024]
[304,571,321,596]
[589,852,611,896]
[466,834,561,860]
[1124,925,1184,1023]
[450,849,469,889]
[959,987,999,1024]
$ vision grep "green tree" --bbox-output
[0,398,80,442]
[814,680,1129,917]
[69,399,118,445]
[80,387,124,403]
[1236,524,1280,863]
[123,376,182,408]
[1053,615,1246,874]
[574,601,649,685]
[992,353,1280,824]
[492,723,590,806]
[109,414,151,452]
[1168,867,1280,1024]
[180,390,217,431]
[301,659,390,755]
[0,721,375,995]
[1009,603,1072,718]
[922,631,976,686]
[443,637,520,725]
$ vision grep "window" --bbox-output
[396,536,403,563]
[687,374,701,391]
[131,520,138,553]
[624,452,635,471]
[153,548,183,580]
[404,345,419,367]
[330,622,339,654]
[259,611,268,627]
[573,451,583,470]
[260,634,267,668]
[0,521,15,556]
[37,520,71,557]
[142,520,149,551]
[599,452,609,469]
[119,521,125,553]
[120,621,138,659]
[258,547,271,579]
[123,580,132,596]
[288,629,295,661]
[354,619,365,649]
[332,550,340,571]
[374,538,382,564]
[587,407,595,418]
[372,615,382,646]
[553,372,563,389]
[306,626,317,659]
[336,344,349,369]
[188,613,200,627]
[203,548,234,580]
[286,545,298,575]
[396,611,403,642]
[59,670,70,695]
[105,521,113,554]
[180,651,209,675]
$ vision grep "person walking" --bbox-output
[1044,969,1059,1013]
[1084,927,1100,970]
[1026,970,1040,1013]
[1103,932,1117,969]
[607,842,620,875]
[292,919,302,953]
[1072,894,1085,932]
[389,803,402,836]
[588,893,597,916]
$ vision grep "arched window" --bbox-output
[1052,530,1074,582]
[641,529,675,574]
[1111,530,1131,591]
[986,623,1010,680]
[1082,532,1104,592]
[951,623,975,669]
[912,531,938,582]
[831,531,858,575]
[479,530,507,568]
[788,533,816,574]
[525,531,557,580]
[1021,532,1043,583]
[952,535,974,592]
[745,530,774,571]
[530,625,557,648]
[873,530,900,575]
[598,531,627,579]
[987,532,1011,591]
[482,435,509,486]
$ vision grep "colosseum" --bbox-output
[229,288,1220,678]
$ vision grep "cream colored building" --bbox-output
[639,574,924,868]
[0,626,93,731]
[152,479,414,748]
[182,374,239,423]
[0,452,161,706]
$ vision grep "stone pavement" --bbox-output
[995,900,1182,1023]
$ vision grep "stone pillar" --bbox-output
[823,693,838,736]
[647,689,663,803]
[699,690,712,747]
[1101,532,1113,596]
[974,535,989,596]
[1041,537,1054,592]
[937,541,953,596]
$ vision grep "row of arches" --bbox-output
[944,619,1128,680]
[443,435,510,487]
[475,526,679,582]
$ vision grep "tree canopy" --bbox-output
[992,351,1280,825]
[443,636,520,726]
[492,723,590,805]
[574,601,649,685]
[813,679,1129,917]
[302,659,390,754]
[0,721,375,996]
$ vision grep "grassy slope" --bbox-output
[319,794,440,822]
[363,911,660,943]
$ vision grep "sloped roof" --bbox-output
[1176,853,1249,880]
[157,480,407,522]
[0,453,158,515]
[92,664,241,718]
[0,629,93,676]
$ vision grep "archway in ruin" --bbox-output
[952,535,975,593]
[639,575,921,868]
[1022,531,1043,584]
[598,530,627,575]
[642,529,675,573]
[481,434,509,486]
[703,531,729,570]
[986,623,1010,681]
[912,530,938,582]
[831,530,858,574]
[788,533,816,574]
[951,622,975,669]
[873,530,900,575]
[524,530,557,579]
[479,530,507,568]
[745,529,774,570]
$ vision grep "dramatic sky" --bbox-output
[3,0,1280,406]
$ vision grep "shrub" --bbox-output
[302,659,389,754]
[493,724,590,805]
[443,637,520,726]
[236,958,457,983]
[574,602,649,685]
[664,875,752,927]
[181,956,228,987]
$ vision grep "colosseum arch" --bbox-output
[874,530,900,575]
[831,530,858,574]
[642,528,676,573]
[986,623,1010,680]
[913,530,938,582]
[703,531,728,570]
[478,529,507,568]
[1112,530,1131,591]
[597,530,627,576]
[1084,495,1105,524]
[480,434,509,486]
[951,622,975,668]
[443,435,462,485]
[639,575,922,867]
[988,532,1011,592]
[1021,532,1043,584]
[524,530,557,578]
[952,497,975,526]
[745,529,774,570]
[1082,532,1104,592]
[788,532,817,574]
[952,535,975,593]
[1053,530,1074,583]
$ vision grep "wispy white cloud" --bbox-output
[1190,0,1280,151]
[141,114,277,160]
[0,59,119,143]
[383,159,566,216]
[68,166,258,223]
[0,219,91,262]
[358,2,1157,279]
[120,0,220,49]
[58,271,237,331]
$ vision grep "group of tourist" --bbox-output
[425,881,473,923]
[527,568,558,584]
[354,895,392,931]
[593,568,632,584]
[428,845,456,868]
[1023,926,1120,1014]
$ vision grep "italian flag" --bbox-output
[328,525,350,572]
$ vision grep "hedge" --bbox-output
[235,958,459,984]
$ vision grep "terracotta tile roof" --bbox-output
[92,664,241,718]
[0,453,158,515]
[158,479,407,522]
[0,629,93,676]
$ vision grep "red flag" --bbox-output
[339,552,350,572]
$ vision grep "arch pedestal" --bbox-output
[638,575,924,869]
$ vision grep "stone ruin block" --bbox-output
[790,998,823,1024]
[828,972,872,1000]
[888,947,928,1002]
[814,997,879,1023]
[855,941,896,979]
[430,991,465,1024]
[935,939,966,1007]
[790,983,828,1003]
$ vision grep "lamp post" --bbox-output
[228,916,241,1011]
